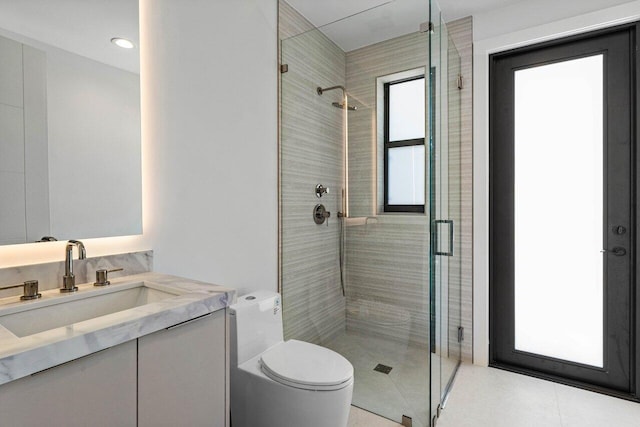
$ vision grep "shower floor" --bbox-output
[324,330,431,427]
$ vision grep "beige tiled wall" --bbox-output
[279,1,473,360]
[343,31,431,347]
[279,1,347,344]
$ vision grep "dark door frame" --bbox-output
[489,22,640,401]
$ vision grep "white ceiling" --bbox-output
[285,0,529,51]
[0,0,632,71]
[286,0,522,28]
[0,0,139,74]
[286,0,634,51]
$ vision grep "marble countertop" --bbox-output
[0,272,235,385]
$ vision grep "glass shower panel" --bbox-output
[280,25,348,346]
[429,2,462,423]
[442,26,462,398]
[279,0,461,425]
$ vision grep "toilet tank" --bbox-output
[229,291,284,366]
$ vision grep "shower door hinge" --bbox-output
[280,64,289,73]
[430,403,442,426]
[458,326,464,343]
[457,74,464,90]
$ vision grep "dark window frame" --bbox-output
[383,75,426,213]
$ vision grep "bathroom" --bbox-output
[0,0,640,426]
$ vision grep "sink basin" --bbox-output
[0,282,180,338]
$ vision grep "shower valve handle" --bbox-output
[313,204,330,226]
[316,184,330,198]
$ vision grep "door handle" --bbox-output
[601,247,626,256]
[434,220,454,257]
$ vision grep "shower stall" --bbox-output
[279,1,466,425]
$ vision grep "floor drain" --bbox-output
[373,363,393,374]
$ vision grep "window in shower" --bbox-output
[383,75,426,213]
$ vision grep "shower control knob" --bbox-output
[313,204,330,225]
[316,184,330,198]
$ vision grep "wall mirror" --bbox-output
[0,0,141,245]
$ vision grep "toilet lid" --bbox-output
[260,340,353,391]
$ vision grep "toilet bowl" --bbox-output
[230,291,354,427]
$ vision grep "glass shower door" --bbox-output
[429,3,462,424]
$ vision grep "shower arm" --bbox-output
[317,85,346,97]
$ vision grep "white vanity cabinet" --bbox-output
[0,273,232,426]
[138,308,228,427]
[0,308,228,427]
[0,340,138,427]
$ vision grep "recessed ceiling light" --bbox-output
[111,37,135,49]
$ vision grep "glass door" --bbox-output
[429,3,462,424]
[490,24,634,395]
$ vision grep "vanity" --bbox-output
[0,271,234,427]
[0,3,232,425]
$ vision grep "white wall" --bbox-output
[140,0,279,294]
[473,0,640,365]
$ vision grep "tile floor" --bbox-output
[437,364,640,427]
[348,406,403,427]
[325,330,456,427]
[348,363,640,427]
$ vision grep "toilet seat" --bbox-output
[259,339,353,391]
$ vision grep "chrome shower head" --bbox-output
[332,102,357,111]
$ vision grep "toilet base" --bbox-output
[231,356,353,427]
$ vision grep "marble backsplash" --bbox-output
[0,251,153,299]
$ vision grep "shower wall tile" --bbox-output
[448,17,473,362]
[280,2,347,345]
[345,217,430,346]
[346,32,429,218]
[278,0,314,41]
[343,18,473,360]
[279,2,474,360]
[345,32,430,347]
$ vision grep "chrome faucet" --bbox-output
[61,240,86,293]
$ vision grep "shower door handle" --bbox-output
[434,220,454,257]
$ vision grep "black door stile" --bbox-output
[490,23,638,398]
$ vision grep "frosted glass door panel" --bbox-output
[514,55,604,367]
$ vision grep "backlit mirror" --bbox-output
[0,0,141,245]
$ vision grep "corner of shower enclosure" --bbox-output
[278,0,464,425]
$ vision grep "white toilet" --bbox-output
[230,291,354,427]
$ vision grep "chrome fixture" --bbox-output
[0,280,41,300]
[313,204,330,225]
[61,240,86,293]
[315,184,330,198]
[332,102,357,111]
[94,268,123,286]
[36,236,57,242]
[316,85,346,96]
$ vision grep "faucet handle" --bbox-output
[94,268,123,287]
[0,280,41,300]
